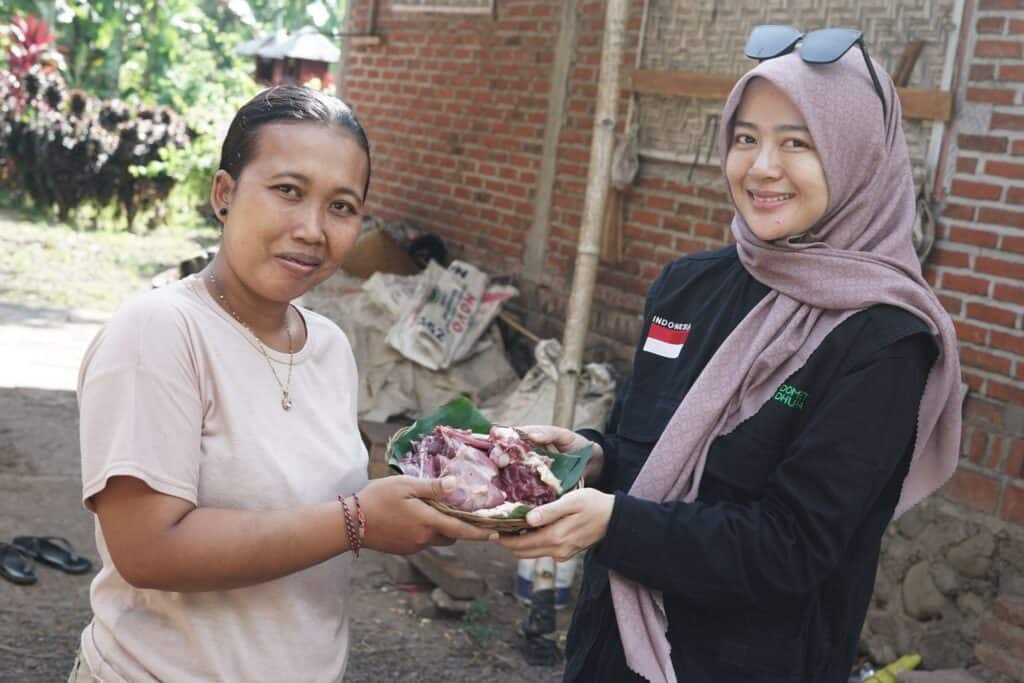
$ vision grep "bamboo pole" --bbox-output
[553,0,630,429]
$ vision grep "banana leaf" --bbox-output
[387,396,593,519]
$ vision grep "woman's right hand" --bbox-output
[518,425,604,485]
[357,475,496,555]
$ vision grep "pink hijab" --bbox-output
[608,50,963,683]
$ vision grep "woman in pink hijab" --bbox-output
[499,27,962,683]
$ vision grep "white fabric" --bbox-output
[77,274,367,683]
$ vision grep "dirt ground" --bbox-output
[0,389,569,683]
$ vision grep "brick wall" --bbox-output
[340,0,1024,522]
[934,0,1024,534]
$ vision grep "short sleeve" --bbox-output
[78,295,204,511]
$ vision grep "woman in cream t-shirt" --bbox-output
[73,86,493,683]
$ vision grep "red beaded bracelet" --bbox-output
[339,495,362,558]
[353,493,366,540]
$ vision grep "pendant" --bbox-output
[282,393,293,411]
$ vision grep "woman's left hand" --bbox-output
[495,488,615,562]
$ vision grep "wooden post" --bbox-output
[553,0,630,429]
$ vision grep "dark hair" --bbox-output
[218,85,371,199]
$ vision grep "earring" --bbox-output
[219,207,228,216]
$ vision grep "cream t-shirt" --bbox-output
[77,274,368,683]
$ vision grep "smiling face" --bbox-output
[212,121,368,306]
[725,78,829,242]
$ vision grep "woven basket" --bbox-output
[386,424,578,533]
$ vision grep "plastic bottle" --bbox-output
[863,654,922,683]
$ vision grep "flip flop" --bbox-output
[0,543,37,585]
[12,536,92,575]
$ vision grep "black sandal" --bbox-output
[0,542,37,585]
[12,536,92,575]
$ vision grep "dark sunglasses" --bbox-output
[744,25,887,121]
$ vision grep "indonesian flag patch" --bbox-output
[643,316,691,359]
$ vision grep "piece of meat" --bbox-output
[438,444,506,511]
[497,460,559,506]
[398,424,561,513]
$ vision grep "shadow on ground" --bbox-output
[0,387,565,682]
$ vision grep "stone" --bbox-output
[999,568,1024,597]
[407,590,438,619]
[881,536,919,580]
[407,547,487,600]
[898,506,931,539]
[382,554,429,586]
[946,531,995,579]
[868,612,914,654]
[903,561,948,620]
[918,518,971,554]
[430,587,474,616]
[862,634,896,667]
[917,630,974,671]
[931,563,960,596]
[873,570,895,608]
[955,592,986,619]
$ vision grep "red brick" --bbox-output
[943,202,976,221]
[956,320,991,345]
[1010,187,1024,204]
[958,134,1010,153]
[1002,482,1024,524]
[975,642,1024,680]
[1014,140,1024,156]
[980,0,1024,9]
[948,225,1000,248]
[938,293,963,315]
[992,112,1024,131]
[989,379,1024,405]
[991,329,1024,355]
[957,156,979,173]
[943,272,991,296]
[1004,234,1024,254]
[996,594,1024,629]
[1002,64,1024,81]
[1013,19,1024,33]
[951,178,1003,200]
[995,282,1024,306]
[979,205,1024,228]
[962,344,1014,374]
[977,255,1024,279]
[967,301,1019,327]
[1007,440,1024,478]
[942,468,1000,513]
[967,87,1016,105]
[976,40,1024,59]
[963,370,986,394]
[967,427,990,463]
[977,16,1007,34]
[929,247,972,268]
[986,160,1024,180]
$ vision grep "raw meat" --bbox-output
[397,425,561,512]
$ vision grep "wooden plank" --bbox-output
[626,69,734,100]
[896,87,954,122]
[624,69,954,122]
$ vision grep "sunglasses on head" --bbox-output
[744,25,888,121]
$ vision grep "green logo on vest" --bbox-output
[773,383,808,410]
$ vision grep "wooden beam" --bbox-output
[624,69,955,122]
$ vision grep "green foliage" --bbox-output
[1,64,191,227]
[1,1,349,229]
[462,597,494,648]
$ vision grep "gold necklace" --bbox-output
[206,272,294,411]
